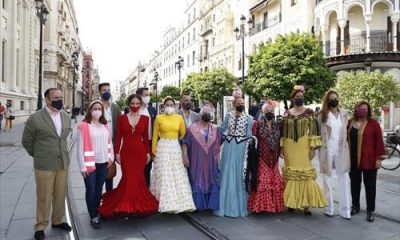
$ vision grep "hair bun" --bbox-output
[232,87,243,99]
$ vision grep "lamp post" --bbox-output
[234,15,253,85]
[364,57,373,73]
[35,0,49,110]
[71,51,79,119]
[150,71,159,113]
[175,56,184,87]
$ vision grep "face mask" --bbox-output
[328,99,339,108]
[51,100,63,111]
[236,105,245,113]
[165,107,175,115]
[201,113,212,122]
[294,98,304,107]
[265,112,275,120]
[91,110,102,120]
[356,108,368,119]
[142,96,150,105]
[182,102,192,110]
[130,106,140,112]
[101,92,112,101]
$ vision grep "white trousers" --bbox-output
[322,153,351,218]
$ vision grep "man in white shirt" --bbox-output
[137,87,157,186]
[98,83,121,192]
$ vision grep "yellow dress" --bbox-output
[150,114,196,213]
[281,108,327,209]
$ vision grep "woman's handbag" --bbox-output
[9,115,15,120]
[107,161,117,179]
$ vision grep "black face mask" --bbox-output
[328,99,339,108]
[294,98,304,107]
[265,112,275,120]
[51,99,63,110]
[236,105,245,113]
[201,113,212,122]
[182,102,192,110]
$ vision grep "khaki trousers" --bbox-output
[34,169,68,231]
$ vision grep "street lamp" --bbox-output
[234,15,253,85]
[35,0,49,110]
[150,70,159,113]
[71,51,79,119]
[175,56,184,87]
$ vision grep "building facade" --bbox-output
[81,51,93,112]
[1,0,46,118]
[314,0,400,130]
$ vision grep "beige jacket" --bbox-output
[318,109,350,175]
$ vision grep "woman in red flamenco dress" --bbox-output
[98,94,158,218]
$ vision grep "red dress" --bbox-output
[98,115,158,217]
[248,119,285,213]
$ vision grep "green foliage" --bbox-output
[336,70,400,114]
[181,68,237,106]
[150,92,161,103]
[159,86,181,101]
[245,33,335,105]
[115,96,126,108]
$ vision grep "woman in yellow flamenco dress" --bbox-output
[281,86,327,215]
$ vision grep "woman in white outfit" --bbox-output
[318,90,351,220]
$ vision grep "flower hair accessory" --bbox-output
[293,85,305,92]
[232,87,242,98]
[200,103,214,113]
[262,99,277,113]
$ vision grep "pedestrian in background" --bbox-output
[347,100,385,222]
[178,93,199,129]
[281,85,326,215]
[0,102,5,131]
[248,100,285,213]
[137,87,157,187]
[77,100,114,229]
[4,103,13,131]
[98,94,158,219]
[249,100,259,118]
[215,88,254,218]
[151,96,195,213]
[22,88,72,240]
[182,104,221,211]
[318,90,351,220]
[98,82,121,192]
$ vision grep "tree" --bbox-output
[336,70,400,115]
[181,68,237,106]
[245,33,335,108]
[115,96,126,108]
[150,92,161,104]
[159,86,181,101]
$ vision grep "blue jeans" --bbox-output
[84,162,108,219]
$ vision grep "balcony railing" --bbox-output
[321,35,399,57]
[250,13,281,35]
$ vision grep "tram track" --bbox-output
[180,213,230,240]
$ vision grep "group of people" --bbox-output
[0,101,14,131]
[21,83,385,240]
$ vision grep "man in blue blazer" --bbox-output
[137,87,157,186]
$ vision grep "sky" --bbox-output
[73,0,187,88]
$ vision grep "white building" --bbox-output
[43,0,81,110]
[1,0,45,118]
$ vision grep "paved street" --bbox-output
[1,119,399,240]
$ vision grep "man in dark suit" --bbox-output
[137,87,157,186]
[178,93,199,128]
[98,83,121,192]
[22,88,72,240]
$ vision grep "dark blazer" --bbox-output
[147,105,157,132]
[110,103,121,144]
[22,109,71,170]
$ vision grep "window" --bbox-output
[291,0,297,6]
[2,0,5,9]
[16,48,20,86]
[263,12,268,28]
[20,101,25,110]
[204,66,208,72]
[188,14,191,25]
[193,8,196,19]
[188,32,190,44]
[187,54,190,67]
[192,51,195,66]
[193,28,196,41]
[212,37,215,47]
[182,37,185,48]
[2,40,5,82]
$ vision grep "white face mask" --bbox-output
[91,110,102,120]
[165,107,175,115]
[142,96,150,105]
